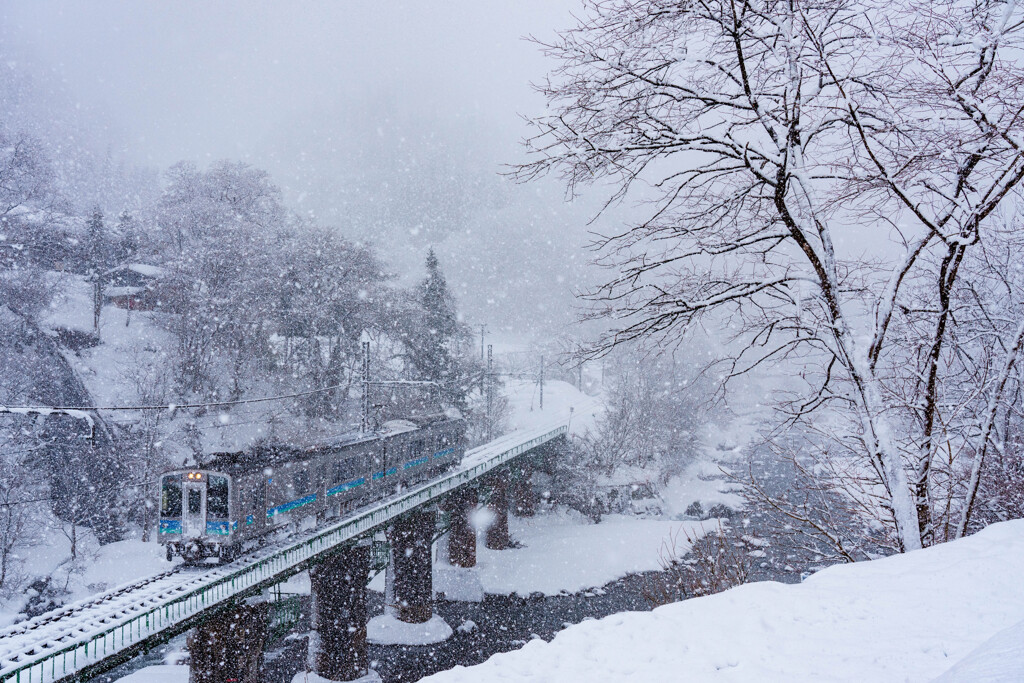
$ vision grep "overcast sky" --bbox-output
[1,1,573,165]
[0,1,599,336]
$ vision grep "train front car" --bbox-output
[158,469,235,563]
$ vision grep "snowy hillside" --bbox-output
[421,519,1024,682]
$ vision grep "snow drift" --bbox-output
[421,519,1024,682]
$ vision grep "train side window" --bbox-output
[334,458,359,483]
[293,471,309,496]
[160,476,182,517]
[208,476,230,520]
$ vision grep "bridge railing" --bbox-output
[0,424,567,683]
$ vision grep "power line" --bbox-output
[1,379,439,416]
[0,382,349,414]
[0,475,162,507]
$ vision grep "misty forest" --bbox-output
[2,2,1024,682]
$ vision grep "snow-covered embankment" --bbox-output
[421,519,1024,682]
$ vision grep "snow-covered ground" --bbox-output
[659,424,751,518]
[112,664,188,682]
[468,510,711,597]
[367,613,454,645]
[503,378,603,437]
[363,508,714,598]
[420,519,1024,682]
[0,526,171,628]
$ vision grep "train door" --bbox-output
[183,481,207,537]
[254,479,266,528]
[372,445,385,488]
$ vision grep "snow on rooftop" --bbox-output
[420,519,1024,683]
[126,263,166,277]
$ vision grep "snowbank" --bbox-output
[661,457,745,518]
[80,539,171,593]
[473,511,712,597]
[291,670,381,683]
[421,519,1024,682]
[114,664,188,682]
[932,619,1024,682]
[366,613,453,645]
[435,565,486,602]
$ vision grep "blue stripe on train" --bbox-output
[432,447,455,459]
[403,456,430,469]
[267,493,317,519]
[327,477,366,497]
[206,521,231,535]
[159,519,182,534]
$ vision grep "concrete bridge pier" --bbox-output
[442,487,478,568]
[188,601,269,683]
[511,462,536,518]
[485,474,510,550]
[388,508,436,623]
[308,543,371,681]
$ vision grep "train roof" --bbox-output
[203,415,464,474]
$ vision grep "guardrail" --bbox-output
[0,424,567,683]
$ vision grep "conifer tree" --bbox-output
[411,248,464,409]
[113,210,139,264]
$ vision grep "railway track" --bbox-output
[0,566,217,668]
[0,567,185,643]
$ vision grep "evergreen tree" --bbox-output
[410,248,464,410]
[85,206,108,272]
[113,210,140,264]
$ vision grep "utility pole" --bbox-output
[361,340,370,433]
[92,272,102,337]
[486,344,493,441]
[478,324,488,395]
[539,354,544,411]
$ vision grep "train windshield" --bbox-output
[160,476,182,517]
[208,475,229,520]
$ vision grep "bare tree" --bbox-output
[518,0,1024,551]
[0,459,44,595]
[0,130,56,219]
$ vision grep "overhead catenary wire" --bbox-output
[0,382,351,414]
[0,378,440,415]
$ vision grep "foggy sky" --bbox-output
[0,1,599,337]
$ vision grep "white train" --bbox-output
[157,415,465,562]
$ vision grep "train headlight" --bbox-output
[187,472,203,480]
